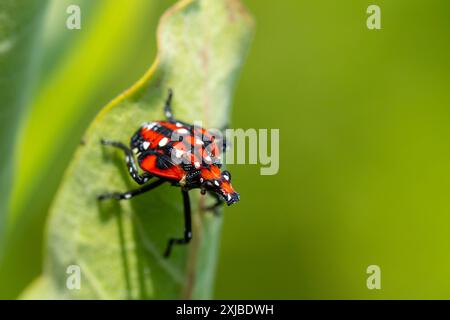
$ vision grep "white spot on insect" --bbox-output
[158,137,168,147]
[125,156,130,162]
[142,141,150,150]
[129,167,133,173]
[200,178,204,183]
[176,122,183,127]
[133,148,139,154]
[144,177,149,182]
[195,139,204,145]
[194,161,201,169]
[227,194,231,201]
[145,122,156,130]
[214,180,220,187]
[165,111,172,118]
[124,194,132,199]
[175,149,184,158]
[224,174,229,181]
[204,155,212,162]
[177,128,189,134]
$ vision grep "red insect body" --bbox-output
[131,120,238,205]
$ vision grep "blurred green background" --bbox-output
[2,0,450,299]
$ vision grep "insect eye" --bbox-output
[221,170,231,182]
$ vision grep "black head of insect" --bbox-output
[200,167,240,205]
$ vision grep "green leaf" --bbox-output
[0,0,48,249]
[21,0,253,299]
[0,0,169,299]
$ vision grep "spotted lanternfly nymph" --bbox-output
[98,89,239,257]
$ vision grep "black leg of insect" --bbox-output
[97,178,166,200]
[164,189,192,257]
[163,89,190,127]
[100,139,153,185]
[164,88,174,121]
